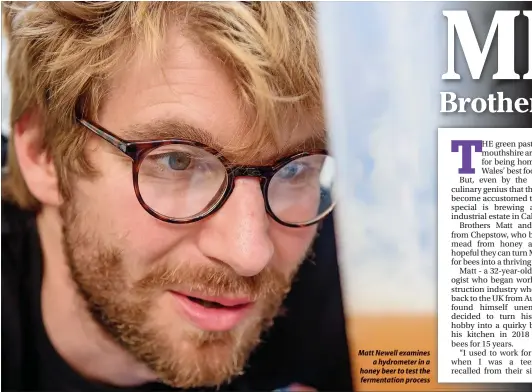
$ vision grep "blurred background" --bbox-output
[317,1,445,315]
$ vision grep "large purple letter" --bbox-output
[451,140,483,174]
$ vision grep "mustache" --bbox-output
[135,262,293,301]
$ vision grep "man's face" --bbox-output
[62,30,319,387]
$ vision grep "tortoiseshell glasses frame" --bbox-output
[77,118,335,228]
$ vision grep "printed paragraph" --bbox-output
[438,129,532,383]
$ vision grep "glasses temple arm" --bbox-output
[77,118,129,154]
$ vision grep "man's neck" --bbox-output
[37,206,157,387]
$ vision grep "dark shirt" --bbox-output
[1,133,7,167]
[1,200,353,391]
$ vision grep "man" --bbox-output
[2,2,353,391]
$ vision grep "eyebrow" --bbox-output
[122,120,217,148]
[120,119,327,161]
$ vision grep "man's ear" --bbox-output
[13,110,61,207]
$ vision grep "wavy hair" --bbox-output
[1,1,323,210]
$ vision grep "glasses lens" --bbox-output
[267,154,335,225]
[137,144,227,220]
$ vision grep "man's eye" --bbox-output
[278,162,305,179]
[157,152,192,170]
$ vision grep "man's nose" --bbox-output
[197,178,274,277]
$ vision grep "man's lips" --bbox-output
[172,291,253,307]
[169,290,254,332]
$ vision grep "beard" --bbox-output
[60,199,306,388]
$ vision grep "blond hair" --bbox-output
[2,1,323,210]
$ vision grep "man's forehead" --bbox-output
[97,26,325,165]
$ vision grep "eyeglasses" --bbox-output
[77,118,336,228]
